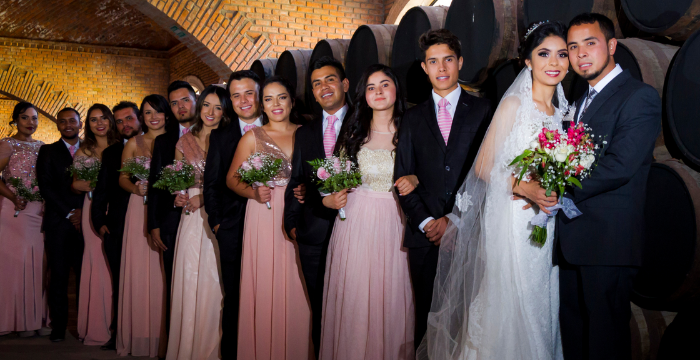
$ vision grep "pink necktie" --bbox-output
[324,115,338,158]
[243,124,257,133]
[437,98,452,144]
[182,127,190,135]
[69,144,76,158]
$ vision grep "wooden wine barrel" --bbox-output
[444,0,519,85]
[519,0,622,38]
[629,303,676,359]
[345,24,397,99]
[566,38,679,102]
[306,39,350,114]
[482,59,523,109]
[391,6,449,105]
[250,58,277,81]
[620,0,700,41]
[275,49,312,113]
[663,29,700,171]
[631,160,700,311]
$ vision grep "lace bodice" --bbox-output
[252,127,293,186]
[176,132,206,188]
[0,137,44,184]
[357,147,395,192]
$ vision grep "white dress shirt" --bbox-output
[239,116,263,136]
[179,123,192,138]
[63,138,80,218]
[322,104,349,140]
[578,64,623,122]
[419,86,463,233]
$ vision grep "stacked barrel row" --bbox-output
[249,3,700,355]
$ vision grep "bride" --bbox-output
[418,21,569,359]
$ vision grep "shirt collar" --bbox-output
[323,104,349,124]
[62,138,79,149]
[239,116,263,129]
[432,86,461,107]
[591,64,623,95]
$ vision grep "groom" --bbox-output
[557,13,661,359]
[394,29,491,350]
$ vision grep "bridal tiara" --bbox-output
[524,20,550,41]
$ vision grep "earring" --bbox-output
[528,66,532,71]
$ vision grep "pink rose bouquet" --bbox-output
[67,156,102,200]
[6,177,42,217]
[119,156,152,204]
[307,152,362,221]
[237,152,284,209]
[153,159,196,215]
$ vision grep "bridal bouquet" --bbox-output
[307,152,362,221]
[67,156,101,200]
[510,122,602,244]
[153,159,195,215]
[119,156,151,204]
[6,177,42,217]
[237,152,284,209]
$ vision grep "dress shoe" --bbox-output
[19,330,36,337]
[49,330,65,342]
[37,327,52,336]
[101,337,116,350]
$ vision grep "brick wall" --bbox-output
[0,100,58,144]
[169,43,221,87]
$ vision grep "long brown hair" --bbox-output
[82,104,120,157]
[190,85,234,136]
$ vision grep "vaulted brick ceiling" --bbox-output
[0,0,180,50]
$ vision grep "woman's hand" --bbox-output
[174,192,188,207]
[134,180,148,197]
[322,189,348,210]
[395,175,419,196]
[513,180,558,214]
[72,179,93,193]
[253,186,272,205]
[184,194,203,213]
[12,196,27,211]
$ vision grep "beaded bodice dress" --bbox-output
[0,137,44,191]
[252,127,292,186]
[357,147,395,192]
[176,132,206,189]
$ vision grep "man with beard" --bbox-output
[36,108,85,342]
[91,101,142,350]
[147,80,196,331]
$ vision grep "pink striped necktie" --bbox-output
[243,124,257,133]
[324,115,338,158]
[69,144,76,158]
[437,98,452,144]
[182,127,190,135]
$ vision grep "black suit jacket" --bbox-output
[556,70,661,267]
[36,140,85,229]
[203,120,248,260]
[91,142,130,235]
[283,111,353,246]
[148,127,181,235]
[394,89,491,248]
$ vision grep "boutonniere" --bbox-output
[562,105,577,122]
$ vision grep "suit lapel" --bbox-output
[422,96,447,153]
[579,71,630,125]
[56,140,73,163]
[313,116,326,158]
[446,90,472,152]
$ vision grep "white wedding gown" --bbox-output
[418,69,565,360]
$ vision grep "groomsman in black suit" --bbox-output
[284,56,352,357]
[91,101,142,350]
[148,81,196,326]
[204,70,262,359]
[394,29,492,350]
[556,13,661,359]
[36,108,85,342]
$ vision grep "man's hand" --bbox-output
[149,228,168,252]
[294,184,306,204]
[322,189,347,210]
[69,209,82,231]
[99,225,110,238]
[424,216,449,246]
[290,228,297,240]
[513,180,558,214]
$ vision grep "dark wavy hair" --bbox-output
[139,94,175,133]
[337,64,406,161]
[259,75,301,125]
[190,85,234,136]
[519,21,568,64]
[569,13,615,42]
[419,29,462,61]
[82,104,120,157]
[10,101,38,126]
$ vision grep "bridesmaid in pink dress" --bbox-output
[319,65,415,360]
[117,95,171,357]
[227,76,312,360]
[0,102,46,337]
[71,104,121,345]
[167,86,231,360]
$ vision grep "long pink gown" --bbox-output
[75,154,113,345]
[0,137,46,334]
[319,147,415,360]
[116,135,167,357]
[238,127,313,360]
[167,132,223,360]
